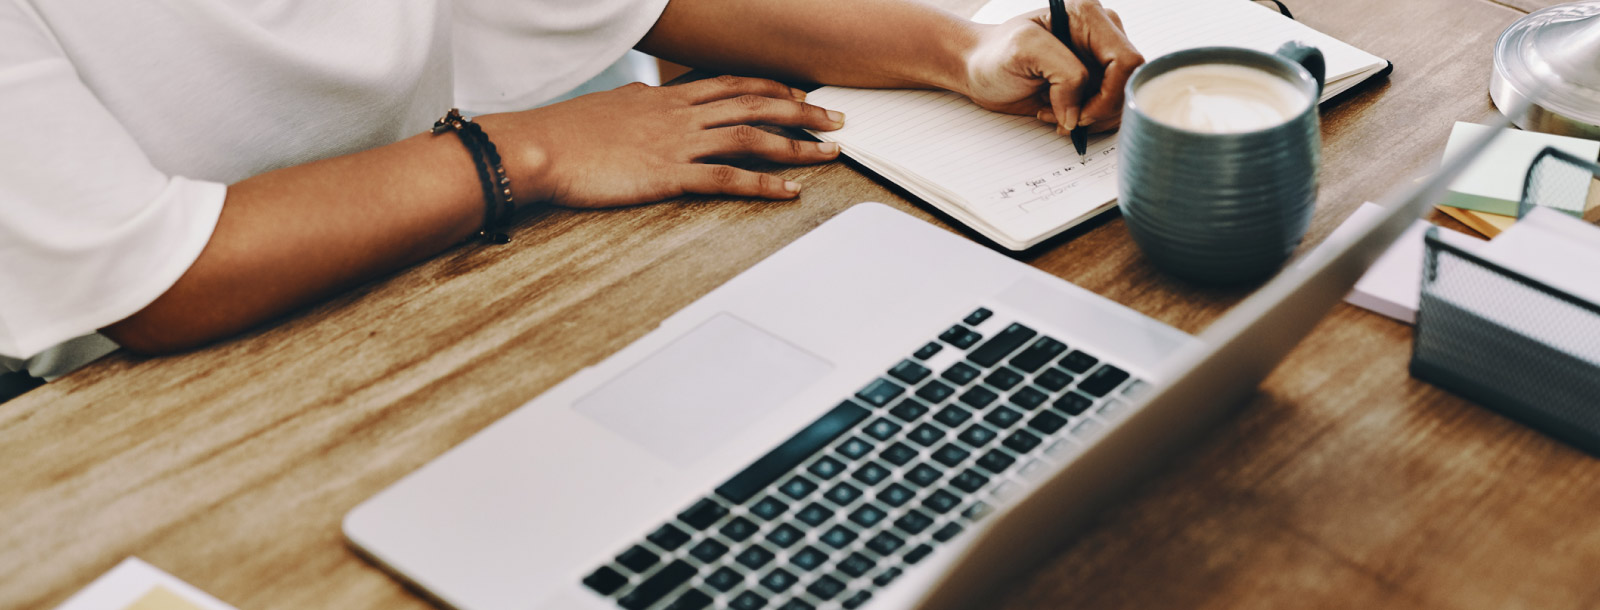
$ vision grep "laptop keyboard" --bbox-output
[582,308,1148,610]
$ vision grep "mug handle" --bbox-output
[1275,42,1325,101]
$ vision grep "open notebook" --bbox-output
[807,0,1390,250]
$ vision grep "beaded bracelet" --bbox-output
[433,108,513,244]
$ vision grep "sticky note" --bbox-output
[1441,122,1599,216]
[127,587,206,610]
[51,558,238,610]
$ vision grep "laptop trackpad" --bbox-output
[574,313,833,467]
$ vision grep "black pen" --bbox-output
[1049,0,1093,162]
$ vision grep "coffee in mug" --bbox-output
[1116,43,1326,285]
[1134,64,1311,133]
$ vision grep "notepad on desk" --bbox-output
[808,0,1390,250]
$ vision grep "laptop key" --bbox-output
[877,483,915,508]
[679,498,729,530]
[866,530,906,555]
[821,525,858,549]
[951,469,990,493]
[964,307,993,326]
[933,404,972,427]
[1003,430,1042,453]
[1035,368,1074,392]
[807,455,846,480]
[938,325,982,349]
[966,323,1037,367]
[617,545,659,573]
[872,567,904,587]
[888,360,932,384]
[736,545,776,570]
[957,424,998,448]
[807,574,848,600]
[848,503,888,527]
[984,367,1025,391]
[779,476,818,500]
[880,441,919,466]
[941,362,980,385]
[922,489,961,514]
[864,418,902,441]
[904,543,935,565]
[963,501,994,522]
[836,436,875,459]
[779,600,816,610]
[932,443,971,467]
[666,589,713,610]
[1027,411,1068,434]
[720,517,759,542]
[1010,386,1048,410]
[1054,391,1094,416]
[749,496,790,521]
[824,482,863,506]
[912,342,942,360]
[617,559,696,610]
[795,502,833,526]
[908,423,945,447]
[581,565,628,595]
[1059,350,1099,373]
[1078,364,1131,397]
[855,378,904,407]
[905,463,944,487]
[977,449,1016,474]
[984,405,1024,429]
[704,566,743,592]
[916,380,956,403]
[958,386,998,408]
[648,523,692,551]
[730,591,767,610]
[716,401,870,504]
[688,539,729,562]
[1009,337,1067,372]
[888,398,930,423]
[761,568,799,594]
[791,546,828,571]
[931,522,964,542]
[852,462,892,486]
[893,508,935,535]
[843,591,874,609]
[766,523,804,549]
[840,551,877,577]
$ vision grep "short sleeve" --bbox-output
[0,0,225,360]
[451,0,672,113]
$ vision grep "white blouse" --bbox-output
[0,0,669,377]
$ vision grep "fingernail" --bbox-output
[784,180,802,193]
[791,88,807,101]
[1037,109,1056,124]
[826,110,845,125]
[1078,114,1096,127]
[818,142,839,154]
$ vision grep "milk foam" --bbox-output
[1134,64,1310,133]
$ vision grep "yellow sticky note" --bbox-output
[127,587,206,610]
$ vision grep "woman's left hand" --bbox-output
[961,0,1144,135]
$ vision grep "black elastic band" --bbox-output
[1258,0,1293,18]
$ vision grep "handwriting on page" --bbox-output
[983,137,1117,220]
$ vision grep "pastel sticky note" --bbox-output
[51,558,239,610]
[1441,122,1600,216]
[127,587,206,610]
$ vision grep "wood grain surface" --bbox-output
[5,0,1593,609]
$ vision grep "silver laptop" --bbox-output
[344,114,1509,610]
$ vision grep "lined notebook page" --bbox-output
[809,0,1387,249]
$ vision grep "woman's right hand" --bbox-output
[478,75,847,209]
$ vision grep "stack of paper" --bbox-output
[808,0,1390,249]
[1439,122,1600,218]
[52,558,239,610]
[1318,202,1484,324]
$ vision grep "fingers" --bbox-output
[675,74,807,105]
[1072,2,1144,129]
[681,165,803,200]
[696,95,846,131]
[694,125,841,164]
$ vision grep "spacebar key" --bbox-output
[618,560,696,610]
[715,400,871,503]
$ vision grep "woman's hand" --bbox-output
[961,0,1143,135]
[477,76,845,209]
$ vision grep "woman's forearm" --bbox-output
[637,0,984,95]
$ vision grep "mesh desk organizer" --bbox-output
[1412,147,1600,455]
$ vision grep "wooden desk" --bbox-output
[6,0,1596,608]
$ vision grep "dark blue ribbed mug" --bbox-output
[1117,43,1326,285]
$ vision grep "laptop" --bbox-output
[343,114,1510,610]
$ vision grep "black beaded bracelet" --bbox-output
[433,108,513,244]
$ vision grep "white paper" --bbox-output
[52,558,239,610]
[1318,202,1484,324]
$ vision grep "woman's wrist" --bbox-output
[474,113,554,211]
